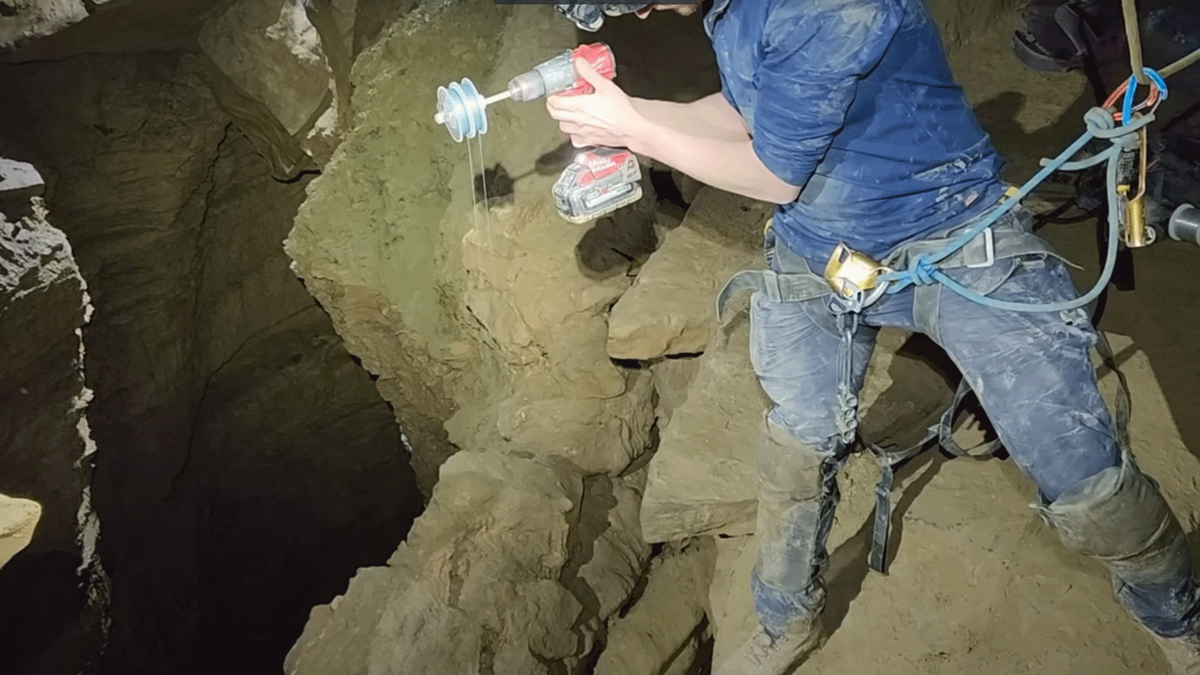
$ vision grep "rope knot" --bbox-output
[908,255,938,285]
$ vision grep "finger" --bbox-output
[574,57,610,90]
[560,122,596,137]
[546,100,588,124]
[546,95,589,117]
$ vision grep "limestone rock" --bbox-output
[0,156,46,218]
[641,325,955,543]
[0,171,93,561]
[451,193,657,475]
[640,318,769,542]
[594,538,718,675]
[200,0,331,136]
[607,186,770,360]
[284,451,649,675]
[576,474,655,623]
[198,0,346,176]
[0,494,41,571]
[1095,334,1200,530]
[672,170,705,204]
[0,163,97,673]
[0,0,216,59]
[285,2,581,490]
[0,0,96,48]
[650,355,701,430]
[924,0,1021,45]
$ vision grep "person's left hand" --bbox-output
[546,58,648,148]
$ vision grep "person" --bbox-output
[547,1,1200,674]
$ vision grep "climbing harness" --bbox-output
[716,65,1173,576]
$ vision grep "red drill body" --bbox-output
[433,42,641,222]
[506,43,617,102]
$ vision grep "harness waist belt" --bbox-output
[716,219,1072,324]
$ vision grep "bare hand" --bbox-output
[545,58,649,148]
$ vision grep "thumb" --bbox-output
[574,57,612,91]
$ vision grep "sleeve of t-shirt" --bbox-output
[751,0,902,188]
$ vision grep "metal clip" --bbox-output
[1122,124,1153,248]
[965,227,996,269]
[825,243,886,298]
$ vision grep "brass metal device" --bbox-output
[824,243,886,298]
[1121,124,1153,248]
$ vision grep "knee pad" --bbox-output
[1039,454,1193,587]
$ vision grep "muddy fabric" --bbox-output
[702,0,1006,265]
[745,206,1200,638]
[1040,452,1200,638]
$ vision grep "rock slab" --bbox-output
[0,494,41,571]
[607,186,770,360]
[284,451,650,675]
[594,538,718,675]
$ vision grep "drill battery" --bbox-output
[552,147,643,223]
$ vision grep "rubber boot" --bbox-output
[1038,452,1200,675]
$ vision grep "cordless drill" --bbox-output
[435,43,644,223]
[510,43,643,223]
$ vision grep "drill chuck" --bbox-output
[507,51,577,102]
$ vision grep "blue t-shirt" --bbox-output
[704,0,1008,265]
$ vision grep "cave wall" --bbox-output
[923,0,1023,44]
[0,159,102,675]
[284,0,521,495]
[0,45,420,675]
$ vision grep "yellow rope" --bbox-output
[1121,0,1149,85]
[1161,45,1200,80]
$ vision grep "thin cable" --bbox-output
[1121,0,1149,85]
[465,134,481,290]
[471,134,498,290]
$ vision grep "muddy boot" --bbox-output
[720,416,845,675]
[714,615,825,675]
[1149,623,1200,675]
[1039,452,1200,674]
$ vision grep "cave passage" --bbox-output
[0,48,424,675]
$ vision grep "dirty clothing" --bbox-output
[703,0,1007,265]
[700,0,1200,646]
[748,211,1200,639]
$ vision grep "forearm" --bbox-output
[630,123,801,205]
[630,93,750,141]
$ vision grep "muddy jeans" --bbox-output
[747,210,1200,639]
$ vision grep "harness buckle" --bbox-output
[824,243,887,298]
[965,227,996,269]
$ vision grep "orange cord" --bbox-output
[1104,76,1161,123]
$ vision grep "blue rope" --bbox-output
[877,68,1167,313]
